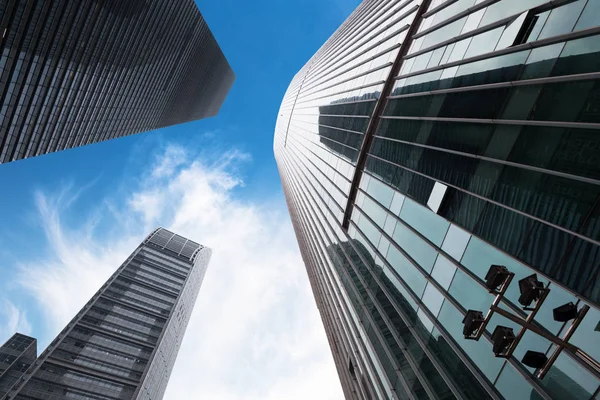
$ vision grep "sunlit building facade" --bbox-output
[0,0,234,164]
[274,0,600,398]
[2,228,211,400]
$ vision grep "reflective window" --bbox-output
[386,245,427,298]
[570,304,600,363]
[437,300,505,380]
[390,191,406,216]
[400,198,450,246]
[461,236,548,308]
[421,282,445,317]
[537,0,586,40]
[366,174,394,208]
[441,224,471,261]
[448,269,491,312]
[391,222,438,272]
[539,352,599,399]
[495,363,542,399]
[431,254,457,290]
[575,0,600,31]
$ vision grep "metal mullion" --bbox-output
[367,151,600,250]
[290,122,363,162]
[301,28,408,100]
[309,0,410,80]
[413,0,500,40]
[45,2,99,153]
[27,1,85,156]
[358,168,600,376]
[298,190,417,400]
[343,0,434,230]
[303,44,402,95]
[43,358,138,387]
[1,0,50,162]
[114,275,177,297]
[373,133,600,187]
[0,0,32,96]
[0,0,36,157]
[78,0,147,146]
[389,71,600,100]
[105,0,192,141]
[97,295,165,322]
[134,258,186,281]
[294,112,371,119]
[77,321,154,349]
[287,124,354,186]
[294,97,377,112]
[300,228,368,400]
[57,2,108,150]
[304,119,369,136]
[282,162,395,399]
[308,0,384,77]
[397,25,600,80]
[0,0,18,50]
[48,350,141,379]
[302,80,386,104]
[63,4,122,148]
[38,1,94,155]
[335,219,450,400]
[379,114,600,130]
[282,150,405,398]
[349,212,501,399]
[421,0,459,18]
[301,62,394,99]
[285,134,350,206]
[11,1,66,160]
[93,0,171,144]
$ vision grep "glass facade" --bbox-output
[0,334,37,398]
[274,0,600,398]
[2,228,211,400]
[0,0,234,164]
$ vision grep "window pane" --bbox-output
[400,198,450,246]
[431,254,457,290]
[386,245,427,298]
[441,224,471,261]
[495,363,543,399]
[391,223,438,272]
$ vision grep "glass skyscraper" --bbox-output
[0,0,234,164]
[1,227,211,400]
[274,0,600,398]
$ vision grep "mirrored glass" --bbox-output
[431,254,457,290]
[441,224,471,261]
[386,245,427,298]
[392,223,438,272]
[400,198,450,246]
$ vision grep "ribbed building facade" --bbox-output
[274,0,600,398]
[2,228,211,400]
[0,0,234,164]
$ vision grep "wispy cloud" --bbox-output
[0,300,32,341]
[6,142,343,399]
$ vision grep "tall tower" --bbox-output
[274,0,600,399]
[0,0,234,164]
[2,227,211,400]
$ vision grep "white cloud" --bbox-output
[0,300,32,343]
[11,143,343,399]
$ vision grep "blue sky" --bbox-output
[0,0,361,398]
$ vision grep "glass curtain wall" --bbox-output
[275,0,600,399]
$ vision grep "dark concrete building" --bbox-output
[275,0,600,398]
[1,227,211,400]
[0,0,234,164]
